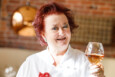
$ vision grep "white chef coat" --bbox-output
[16,45,90,77]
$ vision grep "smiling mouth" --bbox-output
[57,37,66,41]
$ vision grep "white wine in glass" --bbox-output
[85,42,104,65]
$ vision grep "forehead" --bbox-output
[44,13,68,26]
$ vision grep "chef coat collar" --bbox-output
[45,45,71,65]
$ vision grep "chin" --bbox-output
[57,43,69,49]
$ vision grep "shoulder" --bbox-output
[70,47,88,62]
[26,49,47,62]
[18,49,48,70]
[70,47,90,67]
[70,47,85,57]
[16,50,47,77]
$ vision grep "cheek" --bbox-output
[66,29,71,37]
[46,32,57,40]
[68,33,71,40]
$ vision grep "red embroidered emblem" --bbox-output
[39,72,50,77]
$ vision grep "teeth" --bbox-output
[57,37,66,40]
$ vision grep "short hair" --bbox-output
[33,2,78,46]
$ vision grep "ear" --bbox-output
[41,32,47,42]
[41,32,45,40]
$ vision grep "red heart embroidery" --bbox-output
[39,72,50,77]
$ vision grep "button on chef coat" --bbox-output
[16,45,90,77]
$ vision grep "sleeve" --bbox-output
[83,59,91,77]
[81,54,91,77]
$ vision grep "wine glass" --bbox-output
[85,42,104,65]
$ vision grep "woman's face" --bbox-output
[43,13,71,52]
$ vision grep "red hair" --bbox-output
[33,2,78,46]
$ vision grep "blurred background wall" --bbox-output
[0,0,115,77]
[0,0,115,57]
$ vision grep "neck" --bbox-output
[48,47,68,66]
[48,46,68,56]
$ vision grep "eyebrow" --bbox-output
[64,23,67,25]
[52,24,58,27]
[52,22,68,27]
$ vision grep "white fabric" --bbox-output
[16,45,90,77]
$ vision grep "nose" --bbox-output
[58,28,64,36]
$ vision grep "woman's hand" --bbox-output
[90,63,105,77]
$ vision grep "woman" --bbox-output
[16,2,104,77]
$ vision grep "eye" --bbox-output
[52,26,58,30]
[63,24,68,28]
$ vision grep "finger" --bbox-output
[90,65,98,70]
[96,63,104,69]
[90,64,104,71]
[90,68,99,74]
[91,68,104,77]
[93,72,101,77]
[91,68,102,74]
[96,64,104,72]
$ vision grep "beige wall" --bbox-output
[0,48,37,70]
[102,58,115,77]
